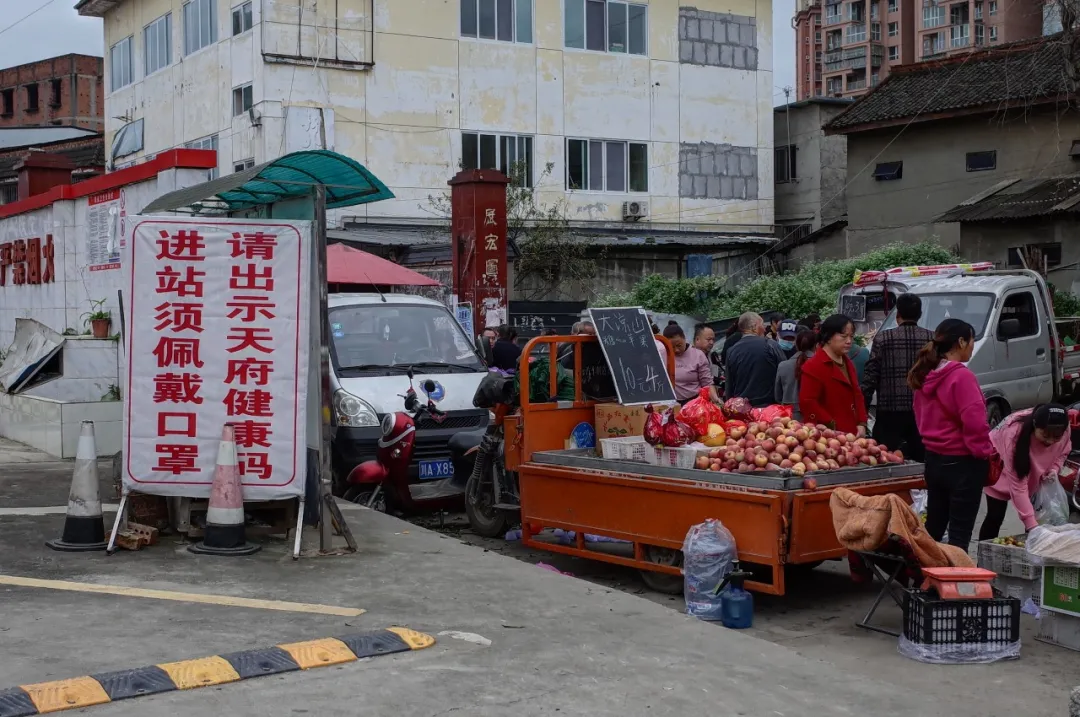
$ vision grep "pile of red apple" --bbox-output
[693,417,904,477]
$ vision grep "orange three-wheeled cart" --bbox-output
[505,335,926,596]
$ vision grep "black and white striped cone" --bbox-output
[46,421,107,552]
[189,424,260,556]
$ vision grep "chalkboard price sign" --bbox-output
[587,307,676,405]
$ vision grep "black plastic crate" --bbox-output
[902,590,1020,645]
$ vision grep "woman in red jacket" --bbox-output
[797,314,868,436]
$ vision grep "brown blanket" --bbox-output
[829,487,974,568]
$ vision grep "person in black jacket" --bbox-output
[490,325,523,372]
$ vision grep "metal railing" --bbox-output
[847,78,867,90]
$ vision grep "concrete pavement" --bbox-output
[0,443,1073,716]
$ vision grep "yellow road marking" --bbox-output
[277,638,357,669]
[157,656,240,690]
[0,575,365,617]
[21,676,110,713]
[388,627,437,650]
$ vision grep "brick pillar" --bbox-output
[448,169,510,336]
[15,152,75,201]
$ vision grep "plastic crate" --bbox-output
[977,536,1038,580]
[992,574,1041,606]
[902,590,1020,646]
[599,436,651,463]
[649,445,708,470]
[1035,610,1080,652]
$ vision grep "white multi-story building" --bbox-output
[77,0,773,237]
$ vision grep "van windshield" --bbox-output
[879,292,994,339]
[329,303,484,374]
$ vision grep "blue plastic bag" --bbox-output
[682,519,737,620]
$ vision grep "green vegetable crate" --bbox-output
[1041,566,1080,617]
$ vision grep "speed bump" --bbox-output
[0,629,434,716]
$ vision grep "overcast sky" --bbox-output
[0,0,796,106]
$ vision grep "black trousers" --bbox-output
[978,495,1011,542]
[924,451,988,550]
[872,410,925,462]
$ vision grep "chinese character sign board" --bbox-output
[587,307,676,406]
[87,189,124,271]
[449,171,509,335]
[124,217,311,500]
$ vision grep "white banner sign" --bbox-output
[123,216,311,499]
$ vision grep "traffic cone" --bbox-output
[189,424,260,556]
[46,421,107,551]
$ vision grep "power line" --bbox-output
[0,0,61,38]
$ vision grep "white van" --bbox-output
[328,293,489,491]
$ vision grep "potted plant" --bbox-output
[81,298,112,339]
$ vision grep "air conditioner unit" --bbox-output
[623,201,648,220]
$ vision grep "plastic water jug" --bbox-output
[716,564,754,629]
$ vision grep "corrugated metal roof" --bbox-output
[936,173,1080,223]
[0,127,98,149]
[825,35,1069,133]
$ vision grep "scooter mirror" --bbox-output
[422,379,437,394]
[407,368,414,380]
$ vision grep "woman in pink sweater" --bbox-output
[978,404,1071,539]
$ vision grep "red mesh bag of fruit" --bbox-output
[660,408,696,447]
[722,397,753,421]
[680,388,725,436]
[643,404,665,446]
[749,404,793,423]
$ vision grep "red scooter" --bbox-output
[344,370,472,514]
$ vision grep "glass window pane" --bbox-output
[628,4,647,54]
[499,135,511,175]
[479,133,497,169]
[516,0,533,42]
[243,2,252,29]
[608,2,627,52]
[462,133,479,170]
[629,143,647,191]
[479,0,496,38]
[606,141,626,192]
[522,137,533,188]
[565,0,584,47]
[568,139,586,189]
[586,0,606,50]
[461,0,478,36]
[497,0,513,40]
[589,140,604,190]
[233,8,242,35]
[207,0,218,44]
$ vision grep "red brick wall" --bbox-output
[0,54,103,131]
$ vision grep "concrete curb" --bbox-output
[0,629,435,716]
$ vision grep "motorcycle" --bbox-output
[451,369,521,537]
[345,370,477,514]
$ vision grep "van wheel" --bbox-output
[640,546,684,595]
[986,400,1007,428]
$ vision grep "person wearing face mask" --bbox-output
[662,324,717,404]
[979,404,1072,539]
[774,329,817,420]
[909,318,993,550]
[776,319,799,359]
[797,314,868,436]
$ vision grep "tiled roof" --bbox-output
[936,174,1080,222]
[826,35,1071,133]
[0,137,105,182]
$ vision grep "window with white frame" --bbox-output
[888,45,898,60]
[144,14,172,76]
[565,0,647,55]
[565,138,648,192]
[888,0,897,10]
[990,25,998,40]
[461,132,534,187]
[232,2,253,35]
[186,135,219,179]
[989,0,997,13]
[110,36,133,91]
[888,21,898,36]
[234,157,255,172]
[232,83,253,116]
[775,145,797,183]
[461,0,533,42]
[184,0,217,55]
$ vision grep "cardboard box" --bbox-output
[594,402,676,453]
[1042,566,1080,617]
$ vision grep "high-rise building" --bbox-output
[795,0,1043,101]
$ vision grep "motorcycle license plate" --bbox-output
[418,459,454,480]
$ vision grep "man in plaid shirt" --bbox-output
[860,293,934,461]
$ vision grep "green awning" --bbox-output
[142,150,394,213]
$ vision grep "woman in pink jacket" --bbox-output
[978,404,1071,539]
